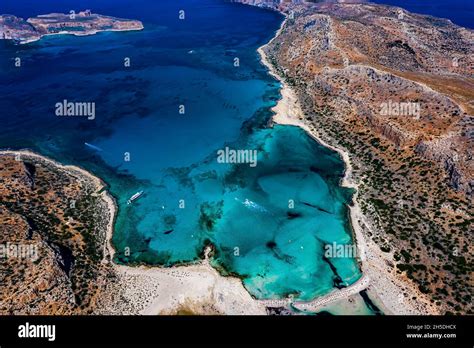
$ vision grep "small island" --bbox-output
[0,10,143,44]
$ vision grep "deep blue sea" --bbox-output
[370,0,474,29]
[6,0,468,307]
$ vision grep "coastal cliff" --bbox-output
[238,0,473,314]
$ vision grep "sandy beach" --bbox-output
[0,149,265,315]
[107,251,266,315]
[257,18,439,315]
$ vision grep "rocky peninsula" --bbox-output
[0,151,265,315]
[0,10,143,44]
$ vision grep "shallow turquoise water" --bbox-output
[108,120,361,300]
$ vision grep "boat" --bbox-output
[127,191,144,205]
[84,142,103,152]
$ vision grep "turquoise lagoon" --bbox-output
[0,0,361,301]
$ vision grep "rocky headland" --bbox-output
[237,0,473,315]
[0,10,143,44]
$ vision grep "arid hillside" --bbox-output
[242,0,473,314]
[0,154,113,314]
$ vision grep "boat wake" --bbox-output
[234,197,268,213]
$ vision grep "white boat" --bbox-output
[127,191,144,205]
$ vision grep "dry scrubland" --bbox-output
[0,153,112,314]
[249,0,473,314]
